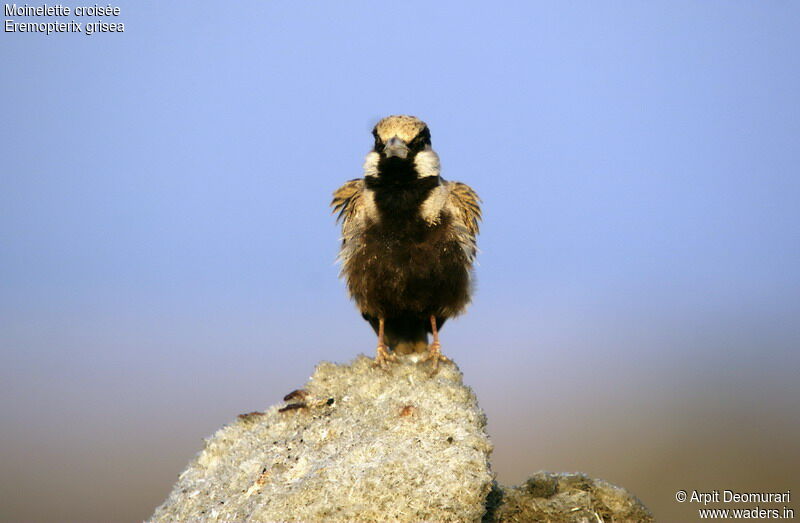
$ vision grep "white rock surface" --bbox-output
[150,356,494,522]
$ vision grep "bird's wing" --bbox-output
[331,178,368,264]
[444,180,482,261]
[446,181,481,236]
[332,178,364,224]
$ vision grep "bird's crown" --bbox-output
[373,115,428,144]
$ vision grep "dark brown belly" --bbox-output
[344,218,471,319]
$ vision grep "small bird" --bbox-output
[332,115,481,370]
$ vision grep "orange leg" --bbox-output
[374,317,398,369]
[421,315,450,372]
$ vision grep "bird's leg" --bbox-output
[421,315,450,372]
[374,317,397,369]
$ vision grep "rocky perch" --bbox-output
[150,356,652,522]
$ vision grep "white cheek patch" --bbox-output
[362,151,380,177]
[414,149,441,178]
[420,184,449,226]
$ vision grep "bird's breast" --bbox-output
[346,210,470,318]
[365,176,441,235]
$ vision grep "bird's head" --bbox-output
[363,115,440,179]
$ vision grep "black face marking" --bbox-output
[408,127,431,153]
[372,128,384,154]
[371,126,431,157]
[372,155,418,183]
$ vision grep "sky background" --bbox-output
[2,1,799,521]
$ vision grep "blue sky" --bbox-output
[2,2,799,521]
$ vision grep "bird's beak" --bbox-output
[384,136,409,159]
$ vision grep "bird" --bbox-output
[332,115,481,370]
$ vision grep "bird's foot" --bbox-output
[373,343,398,370]
[420,341,450,374]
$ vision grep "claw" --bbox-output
[372,317,398,370]
[421,315,450,374]
[420,340,450,374]
[374,343,398,369]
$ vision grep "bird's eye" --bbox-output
[409,128,431,151]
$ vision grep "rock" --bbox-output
[485,472,654,522]
[150,356,652,522]
[150,356,494,522]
